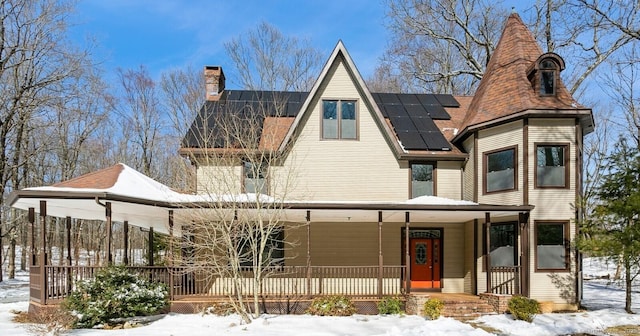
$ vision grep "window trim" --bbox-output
[409,162,436,198]
[483,145,518,195]
[242,160,268,194]
[320,99,359,140]
[534,220,570,272]
[534,143,570,189]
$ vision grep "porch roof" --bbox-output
[8,164,534,236]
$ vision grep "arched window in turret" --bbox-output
[528,53,565,97]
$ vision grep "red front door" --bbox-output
[410,238,441,289]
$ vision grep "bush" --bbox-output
[377,296,404,315]
[508,296,540,322]
[422,298,444,320]
[306,295,357,316]
[62,266,168,328]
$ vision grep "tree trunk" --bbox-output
[8,237,16,279]
[625,257,633,313]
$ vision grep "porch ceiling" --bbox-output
[10,189,533,236]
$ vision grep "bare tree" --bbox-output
[378,0,507,94]
[224,21,323,91]
[114,66,167,178]
[0,0,94,280]
[179,93,301,323]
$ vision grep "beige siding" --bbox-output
[462,136,475,201]
[196,165,242,195]
[286,221,469,293]
[477,121,524,205]
[436,161,462,200]
[274,56,408,201]
[464,220,475,293]
[527,118,578,303]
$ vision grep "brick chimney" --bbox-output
[204,66,225,101]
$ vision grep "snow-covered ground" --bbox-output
[1,258,639,335]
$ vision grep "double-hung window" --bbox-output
[411,163,434,198]
[484,146,517,193]
[322,100,357,139]
[243,160,267,194]
[536,144,568,188]
[535,221,569,271]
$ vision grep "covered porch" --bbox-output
[8,164,533,311]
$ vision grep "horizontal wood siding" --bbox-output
[196,165,242,195]
[462,137,475,201]
[464,220,474,293]
[278,57,407,201]
[285,221,469,293]
[437,161,462,200]
[477,121,523,205]
[527,118,578,303]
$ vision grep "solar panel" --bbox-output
[421,132,452,150]
[389,116,416,131]
[397,131,427,150]
[434,94,460,107]
[377,93,401,104]
[384,104,409,117]
[404,104,429,118]
[398,94,420,105]
[410,115,438,132]
[416,94,440,105]
[424,104,451,120]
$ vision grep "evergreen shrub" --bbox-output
[508,296,540,322]
[306,295,357,316]
[422,298,444,320]
[377,296,404,315]
[62,266,168,328]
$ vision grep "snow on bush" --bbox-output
[62,266,168,328]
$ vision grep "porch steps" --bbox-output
[440,298,496,321]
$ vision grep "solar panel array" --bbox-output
[371,93,459,151]
[183,90,459,152]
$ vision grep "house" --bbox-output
[10,13,593,315]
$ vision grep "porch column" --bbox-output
[123,221,129,266]
[66,217,72,266]
[519,212,530,297]
[39,201,47,305]
[168,211,174,300]
[168,211,174,263]
[485,212,492,293]
[29,207,35,266]
[105,202,113,265]
[405,212,410,293]
[148,227,154,266]
[306,210,311,297]
[378,211,383,298]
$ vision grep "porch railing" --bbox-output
[34,265,406,304]
[489,266,520,295]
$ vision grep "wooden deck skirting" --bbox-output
[32,265,407,305]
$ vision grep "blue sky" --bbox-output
[69,0,530,88]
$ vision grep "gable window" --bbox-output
[536,144,569,188]
[411,163,434,198]
[535,221,569,271]
[483,222,517,268]
[243,160,267,194]
[322,100,357,139]
[540,59,557,95]
[484,146,517,193]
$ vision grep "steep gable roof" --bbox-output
[455,13,590,141]
[278,40,403,155]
